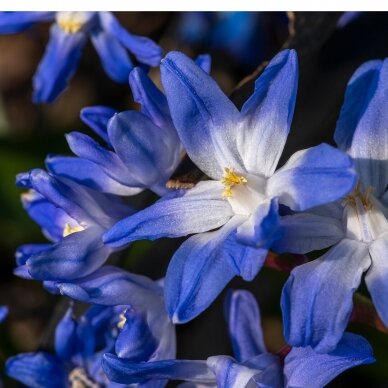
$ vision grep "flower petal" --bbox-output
[46,155,142,196]
[281,239,370,353]
[115,311,158,361]
[99,12,163,67]
[236,198,280,247]
[103,181,233,248]
[65,131,134,186]
[26,226,112,281]
[91,28,134,83]
[284,332,375,388]
[273,212,345,254]
[54,306,78,361]
[21,189,73,242]
[6,352,66,388]
[268,143,356,211]
[52,266,162,307]
[161,51,242,179]
[165,218,243,324]
[33,24,87,103]
[224,290,266,362]
[16,244,51,265]
[0,11,54,34]
[365,234,388,327]
[194,54,212,74]
[107,110,181,192]
[334,59,388,197]
[102,355,213,385]
[129,67,173,130]
[80,105,117,144]
[238,49,298,177]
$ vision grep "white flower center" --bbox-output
[56,12,93,34]
[344,184,388,243]
[221,168,267,216]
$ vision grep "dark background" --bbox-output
[0,11,388,387]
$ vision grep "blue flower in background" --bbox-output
[45,265,176,387]
[103,49,357,324]
[46,55,211,197]
[6,278,174,388]
[281,59,388,353]
[14,169,134,282]
[0,12,163,102]
[102,289,374,387]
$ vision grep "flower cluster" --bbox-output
[3,11,388,388]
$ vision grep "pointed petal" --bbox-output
[16,244,51,265]
[20,189,73,242]
[194,54,212,74]
[6,352,66,388]
[334,59,388,197]
[99,12,163,67]
[26,226,112,281]
[268,144,356,211]
[128,67,173,130]
[239,49,298,176]
[107,110,180,189]
[46,155,141,196]
[28,168,93,224]
[65,131,134,186]
[365,234,388,327]
[284,333,375,388]
[115,311,158,360]
[165,219,243,324]
[236,198,280,247]
[161,51,242,179]
[224,290,266,362]
[102,355,213,385]
[33,24,87,103]
[281,239,370,352]
[80,105,117,144]
[52,266,162,307]
[103,181,233,248]
[54,306,78,361]
[91,29,134,83]
[0,11,54,33]
[273,212,345,254]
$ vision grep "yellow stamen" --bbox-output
[117,311,127,329]
[343,182,374,211]
[57,19,84,34]
[69,367,99,388]
[63,223,84,237]
[221,168,247,198]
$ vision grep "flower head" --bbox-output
[0,11,163,102]
[103,49,357,323]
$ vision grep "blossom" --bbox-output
[281,58,388,352]
[0,12,162,102]
[103,49,357,323]
[14,169,134,282]
[102,289,374,387]
[46,55,211,197]
[6,265,175,388]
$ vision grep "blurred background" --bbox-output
[0,11,388,387]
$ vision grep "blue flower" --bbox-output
[0,12,163,102]
[46,55,211,197]
[15,169,134,282]
[103,49,357,323]
[102,289,374,387]
[281,58,388,353]
[7,266,175,388]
